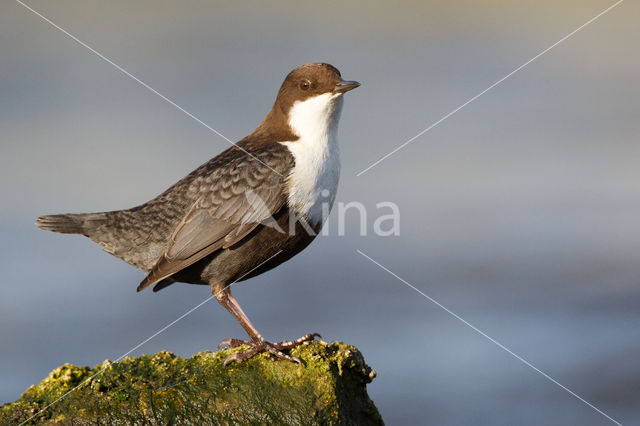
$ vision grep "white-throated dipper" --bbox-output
[37,63,359,364]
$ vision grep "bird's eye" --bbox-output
[299,80,310,90]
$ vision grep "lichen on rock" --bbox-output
[1,341,383,425]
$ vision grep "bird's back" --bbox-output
[38,145,246,271]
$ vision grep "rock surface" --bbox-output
[2,341,383,425]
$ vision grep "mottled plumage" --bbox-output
[37,63,359,364]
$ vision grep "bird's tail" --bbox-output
[36,213,108,235]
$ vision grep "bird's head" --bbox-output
[253,63,359,142]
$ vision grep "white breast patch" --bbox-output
[280,93,343,226]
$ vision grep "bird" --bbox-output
[36,62,360,365]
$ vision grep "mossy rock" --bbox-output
[1,341,383,425]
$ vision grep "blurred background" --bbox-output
[1,0,639,424]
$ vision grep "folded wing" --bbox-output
[137,148,291,291]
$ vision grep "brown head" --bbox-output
[249,63,360,142]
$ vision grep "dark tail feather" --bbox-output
[152,278,176,292]
[36,213,107,235]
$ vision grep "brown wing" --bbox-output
[137,148,292,292]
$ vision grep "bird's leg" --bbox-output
[213,285,320,365]
[214,285,263,346]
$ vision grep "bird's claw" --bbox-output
[217,338,251,349]
[219,332,321,366]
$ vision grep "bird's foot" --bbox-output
[218,333,321,366]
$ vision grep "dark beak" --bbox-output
[334,80,360,94]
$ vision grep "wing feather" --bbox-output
[137,148,291,291]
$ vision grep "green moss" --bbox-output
[1,341,383,425]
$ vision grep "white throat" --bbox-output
[280,93,343,226]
